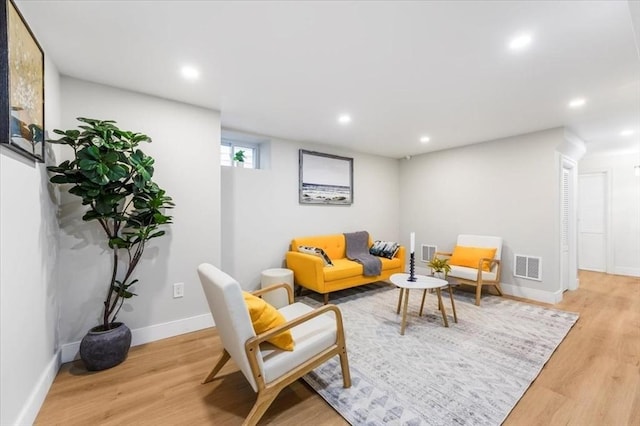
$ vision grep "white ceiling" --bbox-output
[16,0,640,159]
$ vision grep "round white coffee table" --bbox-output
[390,273,458,335]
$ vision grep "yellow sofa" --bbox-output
[285,234,406,303]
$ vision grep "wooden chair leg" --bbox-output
[323,293,329,305]
[202,349,231,384]
[493,282,504,296]
[475,283,482,306]
[243,388,281,426]
[338,348,352,388]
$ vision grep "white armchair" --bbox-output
[433,235,503,306]
[197,263,351,426]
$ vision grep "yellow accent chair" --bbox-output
[433,234,503,306]
[197,263,351,426]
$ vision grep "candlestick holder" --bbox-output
[408,252,417,281]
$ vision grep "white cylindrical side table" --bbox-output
[260,268,294,308]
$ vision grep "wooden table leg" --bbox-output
[400,289,410,335]
[435,288,449,327]
[419,289,427,316]
[396,288,404,314]
[448,285,458,323]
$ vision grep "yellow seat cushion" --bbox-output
[324,258,364,281]
[243,292,294,351]
[449,246,497,272]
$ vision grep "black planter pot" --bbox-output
[79,322,132,371]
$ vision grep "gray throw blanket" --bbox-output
[344,231,382,276]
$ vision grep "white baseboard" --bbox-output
[14,350,61,426]
[612,266,640,277]
[61,313,214,363]
[570,278,579,291]
[500,282,563,304]
[408,266,563,304]
[61,340,79,363]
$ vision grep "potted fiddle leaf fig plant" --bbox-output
[47,117,174,371]
[427,257,451,280]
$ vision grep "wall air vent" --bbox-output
[514,254,542,281]
[421,244,437,262]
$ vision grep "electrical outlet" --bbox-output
[173,282,184,298]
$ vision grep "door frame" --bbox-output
[560,156,578,291]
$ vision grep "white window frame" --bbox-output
[221,139,260,169]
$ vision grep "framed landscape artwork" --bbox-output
[0,0,45,162]
[299,149,353,205]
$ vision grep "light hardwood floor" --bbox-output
[35,271,639,425]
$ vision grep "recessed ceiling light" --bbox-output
[180,66,200,80]
[568,98,586,108]
[620,129,635,136]
[420,136,430,143]
[338,114,352,124]
[508,33,532,50]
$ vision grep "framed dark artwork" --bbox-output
[0,0,45,162]
[299,149,353,205]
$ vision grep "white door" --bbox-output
[578,172,607,271]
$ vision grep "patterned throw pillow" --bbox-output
[298,246,334,266]
[370,240,400,259]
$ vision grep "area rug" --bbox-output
[300,284,579,425]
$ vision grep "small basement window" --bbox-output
[221,139,259,169]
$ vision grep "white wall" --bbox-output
[0,57,61,426]
[57,78,221,351]
[580,151,640,276]
[399,128,566,303]
[221,138,400,289]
